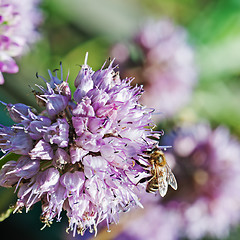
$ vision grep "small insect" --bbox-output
[137,148,177,197]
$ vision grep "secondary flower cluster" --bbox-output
[115,123,240,240]
[111,19,197,119]
[0,0,42,84]
[0,55,160,236]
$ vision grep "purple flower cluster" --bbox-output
[115,123,240,240]
[0,0,42,84]
[111,19,197,120]
[0,54,160,236]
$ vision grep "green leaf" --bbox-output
[0,188,16,222]
[0,153,21,170]
[0,207,14,222]
[190,82,240,136]
[46,0,142,40]
[196,34,240,81]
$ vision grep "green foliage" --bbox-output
[0,208,14,222]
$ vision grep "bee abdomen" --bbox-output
[146,181,159,193]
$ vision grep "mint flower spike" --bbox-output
[0,54,163,236]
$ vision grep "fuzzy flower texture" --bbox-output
[0,0,42,84]
[111,19,197,119]
[0,54,161,236]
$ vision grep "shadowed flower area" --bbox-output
[0,54,163,237]
[0,0,42,84]
[111,19,197,120]
[114,123,240,240]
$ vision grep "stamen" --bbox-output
[37,74,48,83]
[36,95,47,103]
[11,125,25,130]
[48,69,54,81]
[35,84,45,92]
[60,61,63,81]
[84,52,88,66]
[66,69,70,82]
[14,177,23,193]
[0,100,7,106]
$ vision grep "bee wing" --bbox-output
[158,176,168,197]
[167,168,178,190]
[156,167,169,197]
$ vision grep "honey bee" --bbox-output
[138,148,177,197]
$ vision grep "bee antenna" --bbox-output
[148,146,158,153]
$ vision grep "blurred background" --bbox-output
[1,0,240,239]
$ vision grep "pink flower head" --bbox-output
[111,19,197,120]
[0,0,42,84]
[0,54,163,236]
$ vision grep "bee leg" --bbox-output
[135,159,149,168]
[136,175,153,185]
[134,169,150,179]
[134,159,150,173]
[139,155,150,160]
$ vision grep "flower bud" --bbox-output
[6,103,32,123]
[60,171,85,193]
